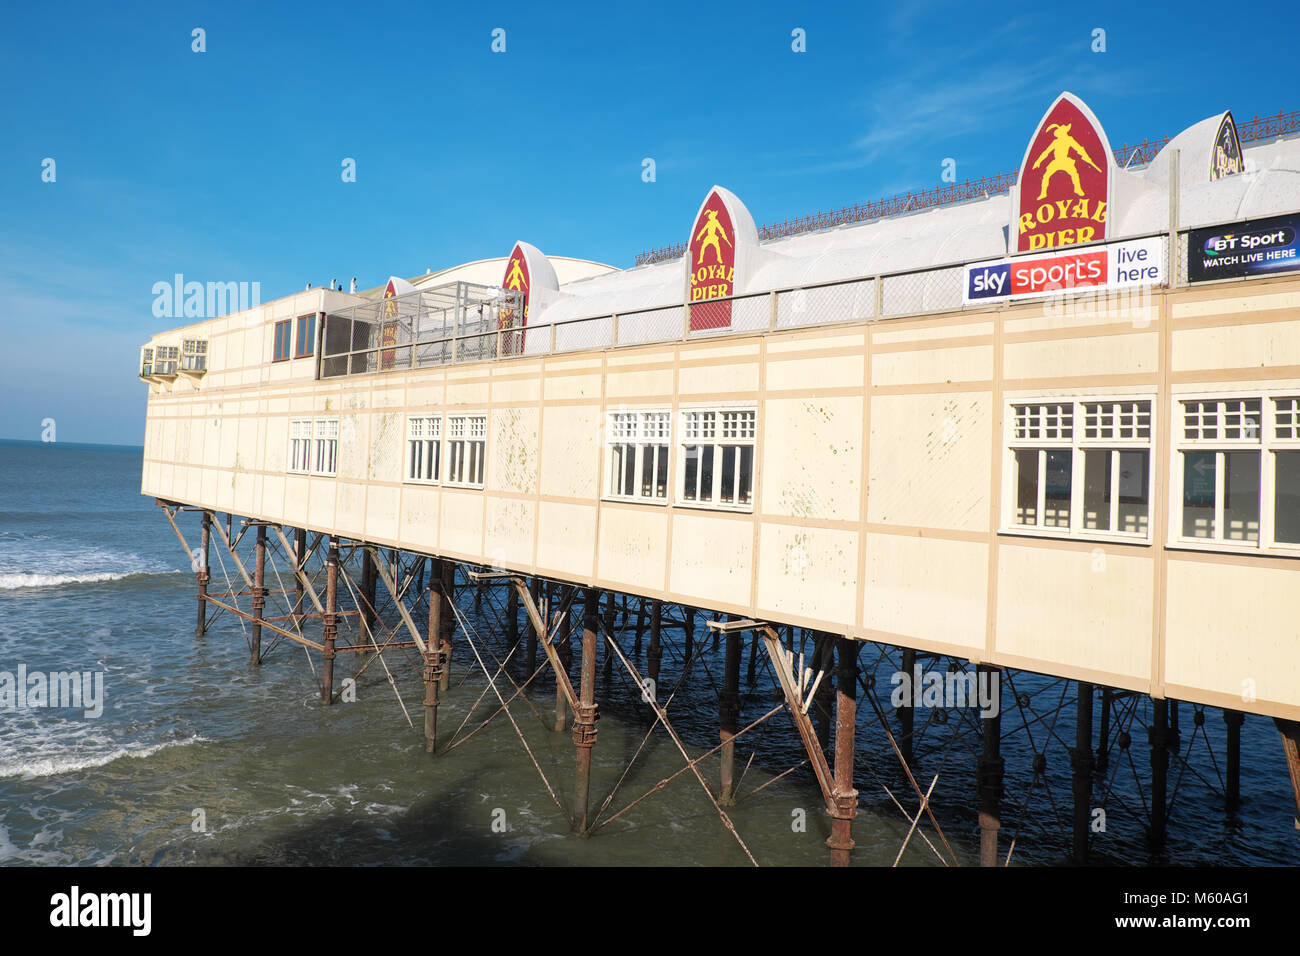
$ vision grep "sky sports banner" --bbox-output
[1187,213,1300,283]
[963,237,1165,305]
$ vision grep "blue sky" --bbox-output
[1,0,1296,445]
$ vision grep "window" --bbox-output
[141,347,154,376]
[606,409,671,502]
[406,415,442,483]
[313,419,339,476]
[1006,398,1152,539]
[154,346,179,375]
[289,419,312,473]
[181,339,207,372]
[1174,394,1300,550]
[295,314,316,358]
[446,414,486,487]
[679,407,756,510]
[273,319,292,362]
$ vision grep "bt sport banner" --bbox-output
[1187,213,1300,283]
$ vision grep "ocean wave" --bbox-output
[0,568,182,591]
[0,735,206,779]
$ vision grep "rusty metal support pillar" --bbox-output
[195,511,211,637]
[1274,718,1300,829]
[292,527,306,626]
[977,664,1003,867]
[250,524,267,665]
[439,560,454,691]
[321,537,339,705]
[423,571,444,754]
[646,600,662,691]
[1224,709,1244,811]
[1149,698,1170,847]
[574,588,600,834]
[719,630,741,805]
[828,636,859,866]
[1071,681,1094,863]
[899,647,916,767]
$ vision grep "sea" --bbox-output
[0,438,1296,866]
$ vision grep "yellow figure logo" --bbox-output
[504,258,526,291]
[1031,122,1101,200]
[694,209,733,265]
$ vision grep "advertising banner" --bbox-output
[963,236,1164,305]
[1186,213,1300,283]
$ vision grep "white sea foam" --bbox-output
[0,735,205,779]
[0,568,181,590]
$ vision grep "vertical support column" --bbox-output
[746,631,759,684]
[555,587,572,733]
[1096,687,1113,772]
[977,664,1003,867]
[646,600,662,691]
[602,591,616,678]
[899,647,917,767]
[439,560,454,691]
[684,608,695,667]
[828,636,859,867]
[423,568,444,754]
[360,547,377,646]
[1275,718,1300,828]
[1149,698,1169,847]
[527,577,541,676]
[250,524,266,665]
[195,511,211,638]
[1224,709,1244,811]
[573,587,600,834]
[719,630,741,805]
[321,536,339,705]
[632,600,645,656]
[1071,681,1094,863]
[507,583,519,651]
[292,527,306,627]
[813,635,833,755]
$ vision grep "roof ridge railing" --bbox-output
[633,109,1299,267]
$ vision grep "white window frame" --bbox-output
[154,345,179,375]
[604,407,672,504]
[288,418,313,474]
[445,413,487,488]
[1170,390,1300,554]
[181,338,208,372]
[1002,395,1155,543]
[405,414,443,484]
[313,418,339,477]
[675,404,757,513]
